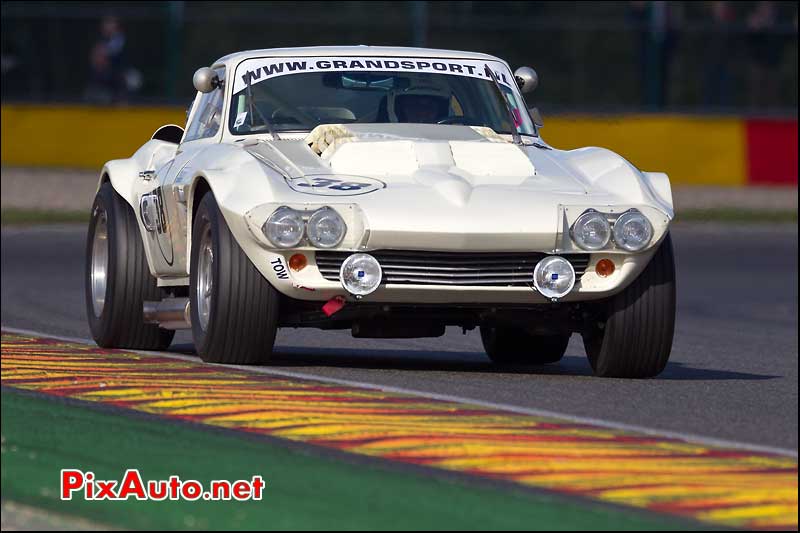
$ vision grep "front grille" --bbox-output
[316,250,590,287]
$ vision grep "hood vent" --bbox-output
[305,123,510,158]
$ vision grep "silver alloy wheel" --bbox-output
[90,208,109,317]
[196,226,214,331]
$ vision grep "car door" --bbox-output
[135,145,179,277]
[156,67,226,280]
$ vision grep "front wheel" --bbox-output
[582,232,676,378]
[480,327,570,365]
[189,191,280,364]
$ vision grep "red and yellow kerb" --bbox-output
[1,333,797,529]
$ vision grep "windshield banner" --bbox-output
[233,56,515,93]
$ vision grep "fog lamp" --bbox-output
[340,253,382,296]
[533,256,576,300]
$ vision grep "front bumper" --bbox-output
[249,246,658,304]
[231,202,668,305]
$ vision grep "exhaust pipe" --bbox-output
[143,298,191,330]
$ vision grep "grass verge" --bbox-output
[677,208,797,223]
[0,388,692,530]
[1,209,88,226]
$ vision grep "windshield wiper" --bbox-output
[245,71,279,141]
[484,65,522,146]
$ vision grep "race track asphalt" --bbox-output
[1,222,797,451]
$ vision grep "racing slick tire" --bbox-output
[190,191,280,364]
[582,232,676,378]
[85,182,175,350]
[480,327,570,365]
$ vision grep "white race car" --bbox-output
[85,46,675,378]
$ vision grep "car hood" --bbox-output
[248,124,590,193]
[245,124,616,250]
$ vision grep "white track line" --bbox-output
[3,325,797,459]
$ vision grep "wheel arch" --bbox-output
[96,160,159,278]
[97,160,139,210]
[183,163,295,298]
[560,147,674,219]
[190,176,211,228]
[184,175,212,274]
[96,138,181,210]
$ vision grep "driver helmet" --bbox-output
[387,86,451,124]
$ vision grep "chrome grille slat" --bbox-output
[366,269,545,279]
[318,259,548,269]
[316,250,589,287]
[383,277,533,286]
[324,254,542,261]
[318,263,550,273]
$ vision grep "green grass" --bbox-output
[1,500,112,530]
[677,208,797,223]
[1,209,88,226]
[0,389,695,530]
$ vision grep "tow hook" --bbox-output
[322,296,346,317]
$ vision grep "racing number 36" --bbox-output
[295,177,371,191]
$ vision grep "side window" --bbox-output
[184,68,225,142]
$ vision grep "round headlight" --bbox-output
[262,207,304,248]
[571,210,611,251]
[307,207,347,249]
[613,210,653,251]
[340,253,382,296]
[533,256,576,300]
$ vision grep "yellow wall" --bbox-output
[544,114,746,186]
[1,105,746,185]
[1,105,185,170]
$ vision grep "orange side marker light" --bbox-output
[596,258,615,277]
[289,254,307,271]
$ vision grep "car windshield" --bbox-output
[229,56,535,136]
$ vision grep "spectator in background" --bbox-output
[85,16,128,104]
[703,1,734,108]
[745,1,785,110]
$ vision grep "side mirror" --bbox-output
[529,107,544,128]
[514,66,538,94]
[193,67,220,93]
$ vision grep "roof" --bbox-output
[212,46,507,69]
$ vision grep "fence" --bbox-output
[1,1,797,113]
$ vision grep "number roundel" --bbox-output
[285,175,385,196]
